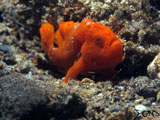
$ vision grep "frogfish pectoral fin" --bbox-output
[63,57,86,83]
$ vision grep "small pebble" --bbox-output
[135,104,147,113]
[0,45,9,53]
[80,78,94,84]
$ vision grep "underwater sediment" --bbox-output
[0,0,160,119]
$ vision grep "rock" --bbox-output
[147,53,160,78]
[0,69,87,120]
[0,71,49,120]
[157,91,160,102]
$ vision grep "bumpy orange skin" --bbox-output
[40,18,124,83]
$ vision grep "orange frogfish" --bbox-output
[40,18,124,83]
